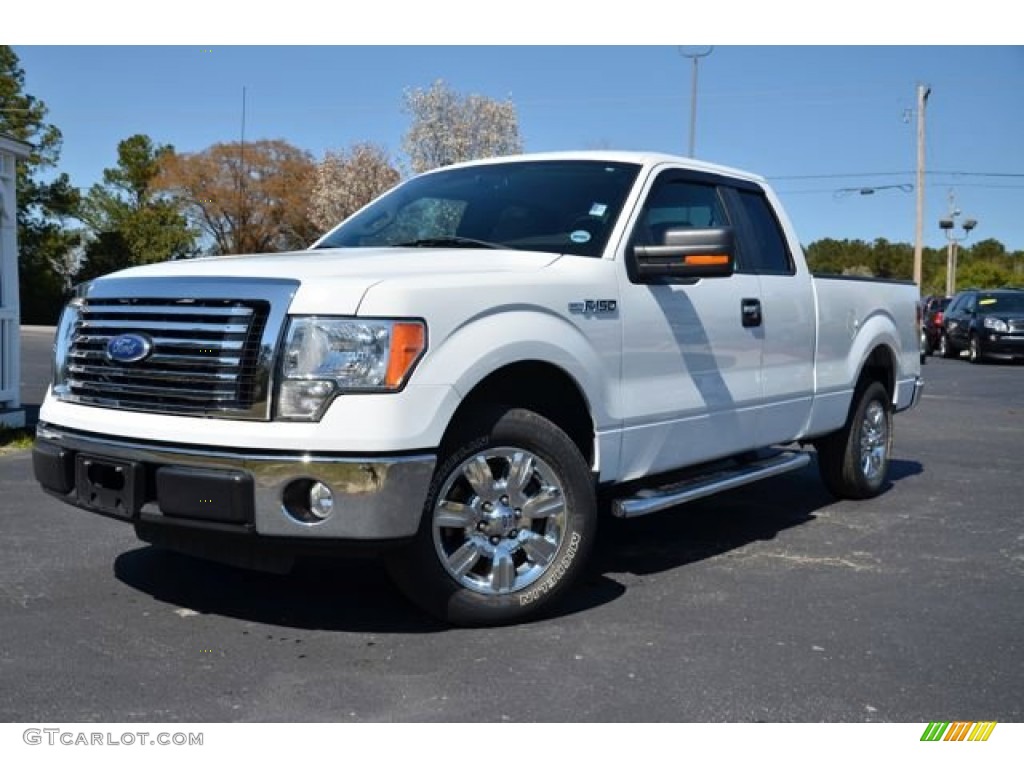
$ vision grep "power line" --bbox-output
[775,183,1024,195]
[769,170,1024,180]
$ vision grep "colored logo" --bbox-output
[921,722,997,742]
[106,333,153,364]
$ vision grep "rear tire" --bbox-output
[938,333,955,359]
[814,380,893,500]
[385,407,596,626]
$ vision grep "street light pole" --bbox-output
[678,47,713,157]
[939,189,977,296]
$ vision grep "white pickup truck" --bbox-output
[34,151,922,625]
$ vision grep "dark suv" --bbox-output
[939,288,1024,363]
[921,295,951,356]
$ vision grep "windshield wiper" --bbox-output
[391,236,510,250]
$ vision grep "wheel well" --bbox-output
[444,361,595,465]
[858,345,896,401]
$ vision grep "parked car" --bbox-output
[921,295,951,356]
[939,288,1024,363]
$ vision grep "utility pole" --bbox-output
[678,47,713,158]
[913,83,930,289]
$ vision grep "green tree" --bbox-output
[956,259,1010,290]
[806,236,1018,294]
[77,134,197,281]
[867,238,913,280]
[1,45,80,323]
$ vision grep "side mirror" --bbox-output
[632,226,735,282]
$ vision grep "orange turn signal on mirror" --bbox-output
[385,322,427,389]
[683,254,730,266]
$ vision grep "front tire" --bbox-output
[814,380,893,500]
[386,407,596,626]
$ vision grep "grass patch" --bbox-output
[0,426,34,455]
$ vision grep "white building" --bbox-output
[1,133,31,428]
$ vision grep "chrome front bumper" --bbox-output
[34,422,435,540]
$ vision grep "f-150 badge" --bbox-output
[569,300,618,315]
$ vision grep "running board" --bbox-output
[612,450,812,519]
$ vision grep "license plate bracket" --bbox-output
[75,454,143,520]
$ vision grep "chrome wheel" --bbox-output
[431,447,567,596]
[816,380,891,500]
[858,400,889,483]
[969,336,981,364]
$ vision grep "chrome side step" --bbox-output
[612,450,812,519]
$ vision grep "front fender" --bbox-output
[413,306,616,432]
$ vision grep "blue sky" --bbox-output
[13,45,1024,251]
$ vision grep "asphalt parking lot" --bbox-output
[3,330,1022,722]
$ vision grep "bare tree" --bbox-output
[309,143,400,232]
[402,80,523,174]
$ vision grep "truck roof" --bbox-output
[437,150,768,184]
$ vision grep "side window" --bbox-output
[964,294,978,313]
[733,190,794,275]
[631,178,727,247]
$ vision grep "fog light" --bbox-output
[282,478,336,524]
[309,481,334,520]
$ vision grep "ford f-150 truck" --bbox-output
[34,151,923,625]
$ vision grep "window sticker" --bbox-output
[979,298,997,305]
[589,203,608,217]
[570,230,592,244]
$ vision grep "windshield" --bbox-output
[314,160,642,258]
[978,293,1024,314]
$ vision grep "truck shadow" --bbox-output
[113,458,922,632]
[579,456,921,578]
[114,547,451,633]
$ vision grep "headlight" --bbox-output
[983,316,1009,333]
[52,298,84,397]
[277,317,427,420]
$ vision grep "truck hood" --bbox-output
[100,247,562,315]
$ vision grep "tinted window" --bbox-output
[734,190,793,275]
[631,179,727,247]
[315,160,641,258]
[978,292,1024,313]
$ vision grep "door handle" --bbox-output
[741,298,762,328]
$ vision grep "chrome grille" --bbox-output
[65,298,270,418]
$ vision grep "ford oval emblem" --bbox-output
[106,333,153,364]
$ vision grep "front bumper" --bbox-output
[33,422,436,543]
[980,333,1024,358]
